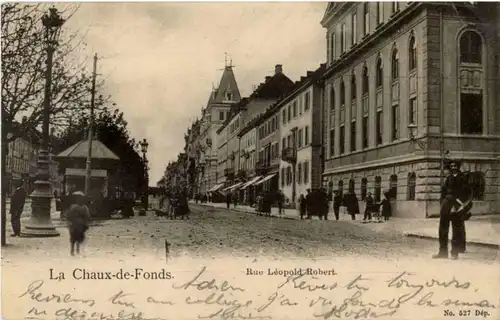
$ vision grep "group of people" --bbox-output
[161,188,190,219]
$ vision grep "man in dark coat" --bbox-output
[10,180,27,237]
[433,159,469,260]
[333,190,342,221]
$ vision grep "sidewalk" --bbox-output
[192,201,500,250]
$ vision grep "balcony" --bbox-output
[281,147,296,163]
[237,169,247,181]
[224,168,235,179]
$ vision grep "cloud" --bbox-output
[64,2,326,184]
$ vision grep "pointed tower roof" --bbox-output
[206,63,242,107]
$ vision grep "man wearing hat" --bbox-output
[433,159,470,260]
[10,180,27,237]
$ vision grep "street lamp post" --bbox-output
[24,8,64,237]
[140,138,149,210]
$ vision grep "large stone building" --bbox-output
[321,2,500,217]
[216,65,294,190]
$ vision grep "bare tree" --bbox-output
[1,3,107,245]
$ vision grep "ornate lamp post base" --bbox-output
[23,196,60,237]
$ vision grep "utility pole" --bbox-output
[85,53,98,195]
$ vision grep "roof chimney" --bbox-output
[275,64,282,75]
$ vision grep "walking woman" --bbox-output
[363,192,374,221]
[345,191,360,220]
[66,191,91,256]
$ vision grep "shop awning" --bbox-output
[208,183,224,192]
[253,173,277,186]
[240,176,263,189]
[223,182,244,192]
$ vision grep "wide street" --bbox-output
[3,203,498,263]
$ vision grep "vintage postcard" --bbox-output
[1,2,499,320]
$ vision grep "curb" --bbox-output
[192,203,299,220]
[404,232,500,250]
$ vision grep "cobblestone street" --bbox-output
[3,204,498,264]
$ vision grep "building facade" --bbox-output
[321,2,500,217]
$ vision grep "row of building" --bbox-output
[166,2,500,218]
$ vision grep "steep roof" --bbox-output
[56,139,120,160]
[206,66,241,106]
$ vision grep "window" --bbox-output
[374,176,382,202]
[391,49,399,81]
[460,93,483,134]
[409,97,417,125]
[219,111,225,121]
[392,104,400,141]
[361,178,367,200]
[287,105,292,122]
[376,110,383,145]
[348,179,355,194]
[298,128,303,148]
[350,121,356,152]
[340,81,345,106]
[340,125,345,154]
[392,2,399,13]
[377,2,383,25]
[282,109,286,124]
[329,129,335,157]
[460,31,482,64]
[303,161,309,184]
[287,135,291,148]
[363,2,369,36]
[407,173,416,200]
[330,87,335,110]
[409,35,417,71]
[341,23,346,53]
[362,116,368,148]
[304,92,310,111]
[362,66,369,95]
[352,13,357,45]
[351,75,356,101]
[287,167,292,185]
[389,174,398,199]
[297,163,302,184]
[293,101,298,117]
[338,180,344,196]
[376,57,383,88]
[305,126,309,145]
[330,32,335,62]
[282,137,286,150]
[465,171,485,200]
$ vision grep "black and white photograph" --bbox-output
[1,2,499,319]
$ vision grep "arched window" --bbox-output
[376,57,383,88]
[362,66,369,95]
[391,48,399,81]
[330,87,335,110]
[374,176,382,202]
[389,174,398,199]
[338,180,344,196]
[348,179,355,194]
[361,177,367,200]
[407,172,416,200]
[351,74,357,101]
[460,31,482,64]
[409,35,417,71]
[340,81,346,106]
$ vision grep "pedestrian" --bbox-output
[433,159,470,260]
[277,190,284,216]
[9,180,27,237]
[363,192,374,221]
[379,191,392,221]
[333,190,342,221]
[66,191,91,256]
[298,194,307,219]
[225,192,231,209]
[320,187,329,220]
[305,189,312,219]
[233,192,238,208]
[344,191,359,220]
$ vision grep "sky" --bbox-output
[64,2,327,185]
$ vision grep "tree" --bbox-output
[1,3,106,246]
[54,104,146,197]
